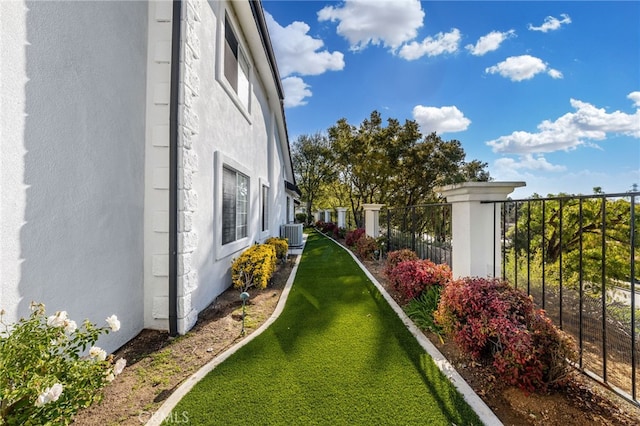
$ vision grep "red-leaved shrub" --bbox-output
[435,277,577,393]
[345,228,365,247]
[321,221,337,235]
[383,249,419,279]
[354,235,378,260]
[390,259,451,302]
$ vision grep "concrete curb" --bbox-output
[145,239,305,426]
[327,234,503,426]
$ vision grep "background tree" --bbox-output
[327,112,404,225]
[291,133,335,224]
[326,111,490,227]
[505,195,638,293]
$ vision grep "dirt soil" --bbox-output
[73,249,640,426]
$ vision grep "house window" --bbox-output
[286,196,291,224]
[224,14,250,111]
[261,185,269,232]
[222,166,249,245]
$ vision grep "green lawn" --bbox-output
[167,231,482,425]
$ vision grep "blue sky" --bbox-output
[262,0,640,198]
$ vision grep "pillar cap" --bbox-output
[362,203,384,210]
[436,181,525,202]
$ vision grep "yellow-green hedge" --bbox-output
[265,237,289,260]
[231,244,276,291]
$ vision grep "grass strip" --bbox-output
[167,231,482,425]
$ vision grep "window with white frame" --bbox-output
[224,13,250,111]
[222,166,249,245]
[261,184,269,232]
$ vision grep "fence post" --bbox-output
[362,203,384,238]
[437,182,525,279]
[336,207,347,229]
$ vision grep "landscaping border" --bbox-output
[146,231,501,425]
[145,241,304,426]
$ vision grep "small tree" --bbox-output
[291,133,336,225]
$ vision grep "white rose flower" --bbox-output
[35,383,63,407]
[64,319,77,334]
[113,358,127,376]
[35,393,48,407]
[89,346,107,361]
[47,311,68,328]
[105,372,115,382]
[47,383,63,402]
[105,315,120,332]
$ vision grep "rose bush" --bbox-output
[0,303,126,425]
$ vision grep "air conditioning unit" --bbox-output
[280,223,303,247]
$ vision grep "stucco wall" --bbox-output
[181,0,291,317]
[0,1,148,352]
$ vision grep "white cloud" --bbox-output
[398,28,461,60]
[485,55,561,81]
[547,68,563,79]
[412,105,471,133]
[265,12,344,77]
[487,94,640,154]
[282,77,312,108]
[318,0,424,51]
[494,154,566,173]
[528,14,572,33]
[628,91,640,107]
[465,30,515,56]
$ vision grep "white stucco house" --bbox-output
[1,0,299,351]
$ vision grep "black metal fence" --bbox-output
[487,192,639,405]
[381,204,452,266]
[346,209,360,230]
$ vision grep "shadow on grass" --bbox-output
[167,230,482,425]
[272,231,375,356]
[323,233,481,425]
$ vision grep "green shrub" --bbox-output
[231,244,277,292]
[265,237,289,261]
[0,304,126,425]
[435,277,577,393]
[404,286,444,340]
[295,213,307,224]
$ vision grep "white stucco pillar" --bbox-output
[314,211,322,222]
[324,209,331,223]
[362,204,384,238]
[437,182,525,279]
[336,207,347,228]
